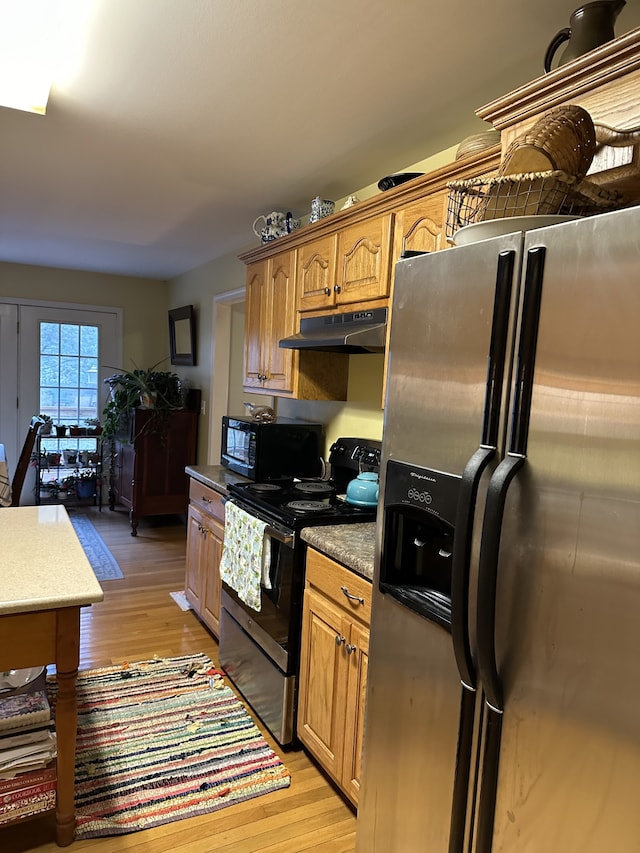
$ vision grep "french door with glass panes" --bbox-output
[0,302,121,504]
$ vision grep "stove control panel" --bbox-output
[329,437,382,472]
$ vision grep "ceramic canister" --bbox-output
[310,197,335,223]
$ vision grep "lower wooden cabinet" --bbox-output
[297,547,371,806]
[185,479,224,637]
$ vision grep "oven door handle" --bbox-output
[222,496,294,547]
[265,527,294,547]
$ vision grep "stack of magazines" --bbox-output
[0,669,57,825]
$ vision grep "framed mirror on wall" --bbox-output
[169,305,196,365]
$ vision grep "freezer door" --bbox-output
[487,208,640,851]
[358,234,524,852]
[381,233,523,475]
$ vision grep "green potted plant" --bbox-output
[75,469,97,499]
[84,417,103,436]
[101,361,184,442]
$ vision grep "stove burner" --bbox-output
[294,481,335,495]
[286,500,336,514]
[249,483,284,493]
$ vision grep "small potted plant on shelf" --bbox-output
[62,449,78,466]
[38,414,53,435]
[75,470,97,499]
[84,417,103,436]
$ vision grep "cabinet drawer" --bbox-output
[306,548,371,626]
[189,479,225,522]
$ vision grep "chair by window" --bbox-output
[10,416,44,507]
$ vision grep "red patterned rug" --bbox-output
[48,654,290,839]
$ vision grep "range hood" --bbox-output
[279,307,387,353]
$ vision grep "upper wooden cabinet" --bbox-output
[239,147,502,402]
[295,233,337,312]
[243,249,349,400]
[297,213,393,312]
[244,250,297,394]
[392,190,449,260]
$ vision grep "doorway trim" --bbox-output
[209,287,245,464]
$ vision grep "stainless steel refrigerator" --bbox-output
[356,207,640,852]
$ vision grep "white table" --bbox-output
[0,505,104,845]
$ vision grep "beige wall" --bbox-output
[0,262,169,370]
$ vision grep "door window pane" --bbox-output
[39,322,99,425]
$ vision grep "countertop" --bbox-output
[0,505,104,615]
[185,465,376,582]
[301,523,376,582]
[185,464,250,493]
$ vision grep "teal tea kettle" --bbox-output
[345,471,379,507]
[544,1,626,72]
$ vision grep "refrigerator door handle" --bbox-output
[451,249,517,692]
[452,445,494,690]
[509,246,546,457]
[477,244,546,711]
[473,246,546,853]
[476,451,525,712]
[483,250,517,448]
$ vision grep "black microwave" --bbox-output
[220,416,324,481]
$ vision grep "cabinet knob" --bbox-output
[333,284,341,293]
[346,643,357,655]
[201,496,211,503]
[335,635,346,646]
[324,287,331,296]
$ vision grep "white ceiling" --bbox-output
[1,0,638,280]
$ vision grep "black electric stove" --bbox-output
[226,436,381,530]
[220,436,381,747]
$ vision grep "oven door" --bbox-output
[220,515,300,674]
[218,504,304,745]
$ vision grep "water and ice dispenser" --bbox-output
[379,460,461,629]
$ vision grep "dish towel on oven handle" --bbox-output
[219,500,272,612]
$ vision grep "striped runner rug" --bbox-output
[48,654,290,839]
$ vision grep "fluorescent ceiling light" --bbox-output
[0,0,94,114]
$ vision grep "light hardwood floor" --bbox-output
[1,507,357,853]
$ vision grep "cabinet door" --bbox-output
[393,191,448,260]
[185,504,205,612]
[114,440,135,507]
[335,213,393,305]
[244,260,268,389]
[296,234,338,312]
[262,250,297,393]
[297,587,349,784]
[201,514,224,637]
[342,620,370,806]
